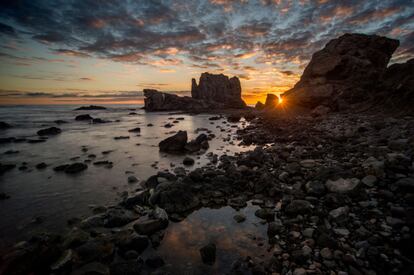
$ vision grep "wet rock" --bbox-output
[183,157,195,166]
[114,136,129,140]
[233,214,246,223]
[64,163,88,174]
[329,206,349,222]
[35,162,47,169]
[0,192,10,200]
[285,200,312,215]
[92,118,108,124]
[159,131,187,153]
[127,176,139,184]
[75,105,106,110]
[133,208,168,235]
[0,163,16,175]
[0,121,12,129]
[200,243,216,265]
[185,133,209,152]
[117,232,149,253]
[75,114,93,121]
[362,175,377,187]
[37,127,62,136]
[75,240,114,264]
[267,219,283,236]
[255,208,274,221]
[305,181,326,196]
[128,127,141,133]
[325,178,360,194]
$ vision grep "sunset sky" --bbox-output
[0,0,413,105]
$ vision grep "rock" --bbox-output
[185,133,209,152]
[75,240,114,263]
[255,101,265,110]
[267,219,283,236]
[320,247,333,259]
[144,89,209,111]
[128,127,141,133]
[191,73,246,108]
[50,249,73,271]
[159,131,187,153]
[153,183,200,213]
[264,93,279,109]
[227,115,241,123]
[127,176,139,184]
[117,232,149,253]
[305,181,326,196]
[75,105,106,110]
[199,243,216,265]
[293,267,307,275]
[54,120,68,124]
[36,162,47,169]
[37,127,62,136]
[283,33,399,109]
[64,163,88,174]
[0,121,12,129]
[0,163,16,175]
[92,118,108,124]
[75,114,93,121]
[133,208,168,235]
[329,206,349,222]
[325,178,360,193]
[362,175,377,187]
[183,157,195,166]
[285,200,312,215]
[300,159,317,168]
[114,136,129,140]
[379,58,414,114]
[0,192,10,200]
[233,214,246,223]
[255,208,274,220]
[311,105,330,117]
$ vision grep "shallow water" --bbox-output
[0,105,254,248]
[154,202,271,274]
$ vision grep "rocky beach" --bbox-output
[1,31,414,275]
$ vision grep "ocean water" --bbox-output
[0,105,254,249]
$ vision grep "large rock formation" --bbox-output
[283,33,399,109]
[144,73,246,111]
[143,89,209,111]
[191,73,246,108]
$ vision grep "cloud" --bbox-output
[79,77,93,81]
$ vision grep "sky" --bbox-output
[0,0,413,105]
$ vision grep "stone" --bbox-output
[71,262,110,275]
[191,73,246,108]
[0,121,12,129]
[362,175,377,187]
[75,114,93,121]
[325,178,359,193]
[320,247,333,259]
[200,243,216,265]
[127,176,139,184]
[233,214,246,223]
[145,255,165,268]
[183,157,195,166]
[267,219,283,236]
[75,105,106,110]
[64,163,88,174]
[293,267,307,275]
[159,131,187,153]
[285,200,312,215]
[144,89,209,111]
[109,260,142,275]
[329,206,349,222]
[128,127,141,133]
[133,208,168,235]
[255,208,274,220]
[37,127,62,136]
[283,33,399,109]
[305,181,326,196]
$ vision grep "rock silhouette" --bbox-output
[283,33,399,110]
[144,73,246,111]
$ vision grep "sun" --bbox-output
[277,95,283,104]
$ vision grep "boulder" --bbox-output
[159,131,188,153]
[75,105,106,110]
[37,127,62,136]
[0,121,12,129]
[199,243,216,265]
[255,101,265,110]
[75,114,93,121]
[283,33,399,109]
[326,178,360,194]
[143,89,208,111]
[264,93,279,108]
[191,72,246,108]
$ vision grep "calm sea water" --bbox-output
[0,105,254,249]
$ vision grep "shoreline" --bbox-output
[1,109,413,274]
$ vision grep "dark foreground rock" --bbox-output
[199,243,216,265]
[37,127,62,136]
[75,114,93,121]
[158,131,187,153]
[0,121,12,129]
[283,33,399,110]
[74,105,106,110]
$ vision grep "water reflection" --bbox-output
[156,203,271,274]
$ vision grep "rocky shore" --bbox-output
[1,33,413,274]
